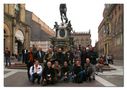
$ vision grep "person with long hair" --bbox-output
[27,47,35,80]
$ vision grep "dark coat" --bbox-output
[73,65,83,75]
[61,66,70,76]
[4,50,10,57]
[81,50,87,67]
[36,51,45,63]
[42,67,55,80]
[22,49,28,63]
[86,51,98,65]
[56,52,65,65]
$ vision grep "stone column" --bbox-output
[25,26,30,49]
[12,19,16,54]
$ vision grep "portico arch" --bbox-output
[14,29,24,55]
[4,23,11,51]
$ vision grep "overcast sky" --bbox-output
[25,0,105,46]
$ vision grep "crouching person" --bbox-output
[42,61,56,86]
[72,59,85,83]
[84,58,93,82]
[29,60,42,84]
[53,61,61,81]
[61,61,70,82]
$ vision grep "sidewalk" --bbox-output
[113,60,123,66]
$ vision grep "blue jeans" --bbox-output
[78,70,86,80]
[74,70,86,83]
[30,73,42,83]
[5,56,11,66]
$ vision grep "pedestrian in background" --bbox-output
[22,47,28,64]
[81,47,87,68]
[96,57,104,73]
[4,47,11,67]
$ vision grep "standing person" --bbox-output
[64,49,74,65]
[44,48,56,64]
[32,44,37,59]
[27,48,35,80]
[110,54,114,64]
[36,47,45,63]
[4,48,11,67]
[62,48,68,64]
[106,55,109,65]
[22,48,28,64]
[78,45,82,51]
[29,60,42,84]
[74,48,81,59]
[68,49,74,65]
[64,51,70,63]
[56,48,65,65]
[81,47,87,68]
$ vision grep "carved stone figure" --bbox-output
[59,4,68,23]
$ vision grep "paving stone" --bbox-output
[99,75,123,87]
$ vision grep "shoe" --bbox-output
[32,81,34,84]
[89,77,92,82]
[95,72,98,75]
[93,77,95,80]
[32,80,35,84]
[37,81,40,84]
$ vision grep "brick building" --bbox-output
[98,4,123,60]
[25,10,55,52]
[71,31,91,48]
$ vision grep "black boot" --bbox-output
[93,76,95,80]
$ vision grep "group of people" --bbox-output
[21,45,101,85]
[29,57,95,85]
[4,44,113,86]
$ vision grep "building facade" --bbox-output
[4,4,30,55]
[26,10,55,52]
[71,31,91,48]
[98,4,123,60]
